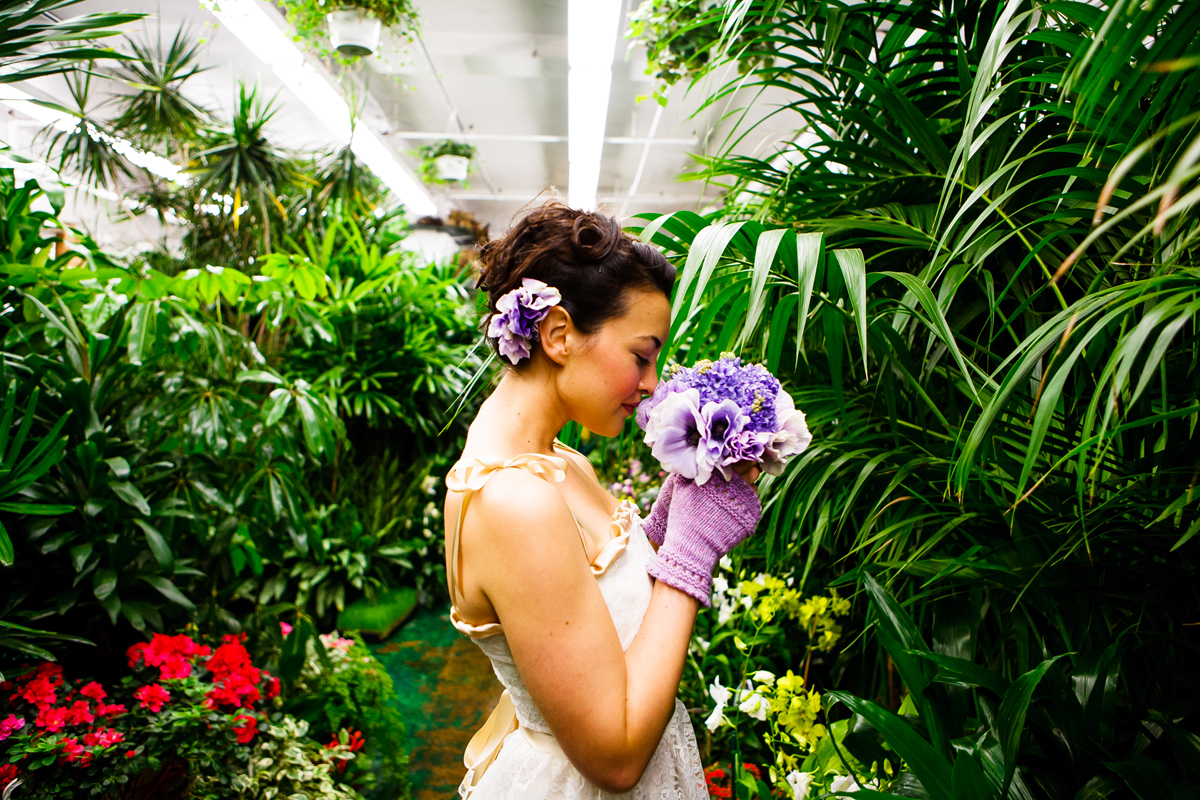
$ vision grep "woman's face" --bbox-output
[559,287,670,437]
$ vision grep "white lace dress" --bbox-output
[446,450,708,800]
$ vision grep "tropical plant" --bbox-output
[188,84,303,257]
[0,0,141,88]
[622,0,1200,795]
[39,68,135,191]
[112,25,211,160]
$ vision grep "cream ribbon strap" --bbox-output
[461,690,565,796]
[446,453,570,608]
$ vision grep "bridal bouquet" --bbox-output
[637,355,812,485]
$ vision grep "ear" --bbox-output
[538,306,575,366]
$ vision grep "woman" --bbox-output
[444,203,763,799]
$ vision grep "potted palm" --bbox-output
[276,0,418,59]
[417,140,476,185]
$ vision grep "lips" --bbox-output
[621,404,637,415]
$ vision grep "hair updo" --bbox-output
[477,202,676,365]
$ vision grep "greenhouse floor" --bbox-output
[371,605,501,800]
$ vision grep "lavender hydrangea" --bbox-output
[487,278,562,364]
[639,354,811,484]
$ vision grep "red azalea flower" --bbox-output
[204,639,262,710]
[134,683,170,713]
[264,673,281,700]
[0,714,25,741]
[82,727,124,748]
[34,706,69,732]
[79,681,106,701]
[125,750,136,759]
[16,673,60,709]
[126,642,148,670]
[232,714,258,744]
[0,762,19,789]
[97,702,127,717]
[59,736,92,765]
[65,700,94,726]
[129,634,212,680]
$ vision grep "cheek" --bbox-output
[589,349,639,400]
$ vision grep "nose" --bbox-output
[639,367,658,397]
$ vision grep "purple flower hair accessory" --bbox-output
[638,354,812,484]
[487,278,562,364]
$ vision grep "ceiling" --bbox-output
[6,0,798,238]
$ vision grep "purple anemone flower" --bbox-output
[487,278,562,364]
[644,389,706,481]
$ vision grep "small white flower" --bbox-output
[741,595,753,609]
[709,676,731,706]
[704,703,726,732]
[752,670,776,686]
[786,771,814,800]
[717,600,736,626]
[713,576,729,595]
[719,555,733,572]
[737,690,768,721]
[829,774,878,793]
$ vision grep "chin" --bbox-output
[582,417,625,438]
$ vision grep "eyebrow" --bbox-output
[637,335,663,348]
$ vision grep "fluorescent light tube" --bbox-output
[567,0,623,210]
[203,0,437,217]
[0,83,190,184]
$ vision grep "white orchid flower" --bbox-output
[786,771,815,800]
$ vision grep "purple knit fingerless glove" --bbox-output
[646,473,762,607]
[641,472,681,548]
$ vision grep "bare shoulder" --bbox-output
[557,444,601,482]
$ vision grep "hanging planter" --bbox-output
[433,154,469,182]
[277,0,419,63]
[417,140,477,186]
[327,9,383,57]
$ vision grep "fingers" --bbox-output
[731,461,761,486]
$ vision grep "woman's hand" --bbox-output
[645,472,763,606]
[731,460,761,485]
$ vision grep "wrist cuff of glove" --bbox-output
[646,552,712,607]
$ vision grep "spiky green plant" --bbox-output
[112,25,211,160]
[627,0,1200,794]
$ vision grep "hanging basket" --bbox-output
[327,9,383,57]
[434,154,470,182]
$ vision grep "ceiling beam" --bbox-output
[385,131,697,145]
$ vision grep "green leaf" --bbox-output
[70,542,93,573]
[237,369,284,385]
[110,482,151,516]
[825,691,954,800]
[133,519,172,568]
[999,655,1067,794]
[910,651,1010,696]
[104,456,130,478]
[140,575,195,610]
[0,519,12,566]
[93,568,117,601]
[951,751,997,800]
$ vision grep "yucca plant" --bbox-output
[112,25,211,161]
[188,84,304,257]
[39,68,134,191]
[626,0,1200,795]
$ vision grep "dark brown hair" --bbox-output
[477,202,675,365]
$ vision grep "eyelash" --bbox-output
[636,355,651,367]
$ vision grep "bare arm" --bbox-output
[463,471,696,793]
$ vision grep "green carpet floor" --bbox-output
[370,605,501,800]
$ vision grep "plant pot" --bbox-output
[327,9,382,57]
[434,154,470,182]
